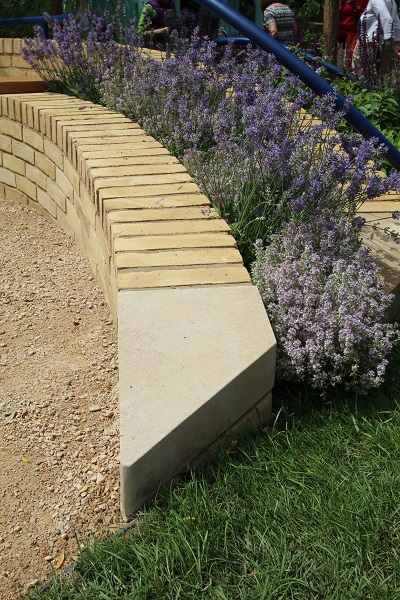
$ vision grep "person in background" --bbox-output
[356,0,400,71]
[137,0,176,40]
[261,0,296,46]
[338,0,368,66]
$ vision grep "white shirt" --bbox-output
[360,0,400,41]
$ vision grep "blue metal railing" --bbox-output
[216,38,362,84]
[198,0,400,170]
[0,15,74,38]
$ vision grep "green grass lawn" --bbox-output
[27,346,400,599]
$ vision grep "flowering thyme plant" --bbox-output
[251,212,399,394]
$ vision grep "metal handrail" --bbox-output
[0,1,87,36]
[198,0,400,170]
[0,15,74,37]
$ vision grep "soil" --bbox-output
[0,195,124,599]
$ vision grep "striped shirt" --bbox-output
[263,5,295,45]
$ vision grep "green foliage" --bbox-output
[0,0,54,38]
[289,0,323,22]
[333,78,400,132]
[324,74,400,171]
[25,347,400,599]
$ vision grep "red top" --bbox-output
[338,0,367,37]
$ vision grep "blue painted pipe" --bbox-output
[0,14,73,38]
[216,38,360,82]
[198,0,400,170]
[0,15,71,25]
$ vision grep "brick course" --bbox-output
[0,92,249,312]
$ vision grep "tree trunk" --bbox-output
[323,0,339,63]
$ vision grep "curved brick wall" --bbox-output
[0,92,253,317]
[0,92,276,517]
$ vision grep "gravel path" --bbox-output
[0,195,122,598]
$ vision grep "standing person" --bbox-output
[338,0,368,66]
[137,0,176,40]
[261,0,296,46]
[357,0,400,71]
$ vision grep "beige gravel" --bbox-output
[0,195,123,599]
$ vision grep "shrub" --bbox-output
[22,10,127,103]
[251,212,399,394]
[23,15,400,390]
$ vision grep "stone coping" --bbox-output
[0,92,276,517]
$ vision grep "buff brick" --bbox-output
[11,55,30,69]
[93,173,193,205]
[35,152,56,180]
[55,168,73,201]
[37,188,57,218]
[47,179,66,212]
[89,163,186,195]
[27,198,47,216]
[97,183,200,215]
[16,175,36,200]
[5,98,16,121]
[63,160,80,194]
[3,154,25,176]
[95,215,112,268]
[5,186,28,205]
[116,265,251,290]
[21,102,35,128]
[74,193,91,237]
[81,228,98,278]
[0,56,12,68]
[116,247,242,269]
[106,206,218,243]
[111,219,230,241]
[3,38,13,54]
[27,105,35,129]
[0,134,12,153]
[23,128,44,151]
[11,98,22,122]
[66,198,83,243]
[78,181,97,225]
[21,103,29,125]
[1,97,9,117]
[59,117,134,150]
[12,140,35,164]
[13,39,22,54]
[102,194,209,217]
[43,139,63,170]
[1,119,22,140]
[56,203,75,239]
[0,167,16,187]
[26,163,47,190]
[91,223,111,281]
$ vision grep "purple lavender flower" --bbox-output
[353,216,366,229]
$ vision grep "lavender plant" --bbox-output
[251,212,399,394]
[22,16,400,391]
[22,10,127,103]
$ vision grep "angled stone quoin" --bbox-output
[0,92,276,517]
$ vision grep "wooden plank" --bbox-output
[0,76,47,94]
